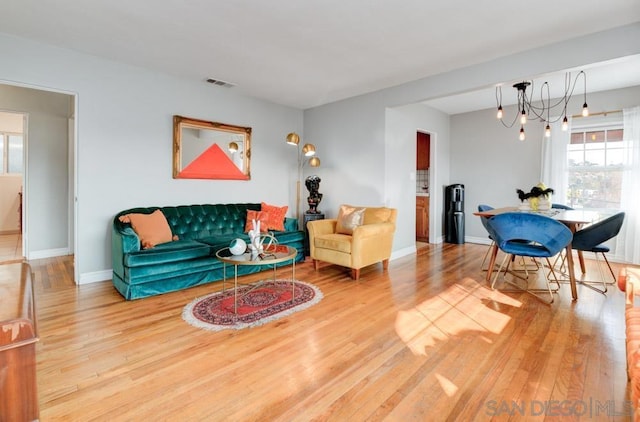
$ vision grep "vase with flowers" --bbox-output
[517,183,554,211]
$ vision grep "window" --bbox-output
[1,132,23,174]
[566,125,623,209]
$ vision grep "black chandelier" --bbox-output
[496,71,588,141]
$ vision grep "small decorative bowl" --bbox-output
[229,238,247,255]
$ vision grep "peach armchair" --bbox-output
[307,205,397,280]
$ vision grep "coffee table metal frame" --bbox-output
[215,245,297,313]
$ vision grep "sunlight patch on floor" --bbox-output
[394,276,521,357]
[435,373,459,397]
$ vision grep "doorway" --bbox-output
[416,131,430,249]
[0,111,25,262]
[0,83,76,278]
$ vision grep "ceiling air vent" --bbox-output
[206,78,235,88]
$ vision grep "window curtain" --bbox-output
[617,106,640,264]
[540,116,570,204]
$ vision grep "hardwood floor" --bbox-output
[0,233,22,263]
[27,244,635,421]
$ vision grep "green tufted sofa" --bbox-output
[112,203,304,300]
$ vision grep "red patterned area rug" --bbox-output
[182,280,323,331]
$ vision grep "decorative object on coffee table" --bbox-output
[229,238,247,256]
[305,175,323,214]
[182,279,323,331]
[247,219,263,257]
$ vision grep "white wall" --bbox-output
[303,95,387,216]
[385,104,450,255]
[454,85,640,245]
[0,32,302,283]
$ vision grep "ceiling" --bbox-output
[1,1,639,110]
[423,54,640,115]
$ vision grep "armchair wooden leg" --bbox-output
[382,259,389,270]
[313,259,320,271]
[351,268,360,280]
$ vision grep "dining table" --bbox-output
[474,206,617,300]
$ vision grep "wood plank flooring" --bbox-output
[26,243,636,421]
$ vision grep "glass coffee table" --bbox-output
[215,244,297,313]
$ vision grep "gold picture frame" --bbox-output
[173,115,251,180]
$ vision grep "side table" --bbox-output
[303,212,325,256]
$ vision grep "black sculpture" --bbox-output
[305,175,323,214]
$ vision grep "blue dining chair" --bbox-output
[485,212,573,304]
[570,211,625,294]
[477,204,495,271]
[479,205,538,276]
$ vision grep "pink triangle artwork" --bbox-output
[178,143,248,180]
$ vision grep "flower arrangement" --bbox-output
[516,183,554,211]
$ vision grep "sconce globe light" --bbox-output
[496,71,589,141]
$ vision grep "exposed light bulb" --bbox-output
[519,126,525,141]
[562,116,569,131]
[496,105,503,119]
[545,124,551,138]
[520,110,527,125]
[582,103,589,117]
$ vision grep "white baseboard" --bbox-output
[391,245,417,260]
[28,247,70,260]
[465,236,492,245]
[79,269,112,285]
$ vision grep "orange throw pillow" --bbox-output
[245,210,270,233]
[261,202,288,231]
[336,205,366,235]
[118,209,174,249]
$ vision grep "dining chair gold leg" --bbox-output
[480,241,495,271]
[490,254,511,290]
[555,251,611,295]
[492,254,559,305]
[601,253,617,284]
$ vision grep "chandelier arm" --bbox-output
[564,72,572,100]
[527,96,568,112]
[522,89,546,121]
[499,111,520,128]
[547,115,565,124]
[525,71,586,121]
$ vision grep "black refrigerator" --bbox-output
[445,183,465,244]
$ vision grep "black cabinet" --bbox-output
[303,212,325,256]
